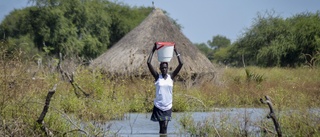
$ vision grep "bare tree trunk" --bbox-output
[37,84,57,136]
[242,53,246,68]
[260,96,282,137]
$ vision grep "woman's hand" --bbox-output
[174,46,179,56]
[152,43,157,52]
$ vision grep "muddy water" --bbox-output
[105,108,268,137]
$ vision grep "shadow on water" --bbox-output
[104,108,269,137]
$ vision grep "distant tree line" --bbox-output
[1,1,319,68]
[0,0,152,59]
[196,11,320,68]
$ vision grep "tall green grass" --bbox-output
[178,66,320,136]
[0,46,319,136]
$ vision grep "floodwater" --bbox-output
[104,108,269,137]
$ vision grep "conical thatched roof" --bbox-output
[90,8,215,83]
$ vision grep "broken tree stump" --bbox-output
[260,95,282,137]
[37,84,57,136]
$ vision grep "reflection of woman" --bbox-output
[147,43,183,134]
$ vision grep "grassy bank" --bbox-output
[178,66,320,136]
[0,56,319,136]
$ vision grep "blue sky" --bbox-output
[1,0,320,44]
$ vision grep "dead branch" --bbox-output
[302,51,320,68]
[57,53,66,81]
[58,53,89,97]
[36,84,57,136]
[64,71,89,97]
[213,124,221,137]
[30,100,93,136]
[63,129,88,136]
[253,123,277,135]
[260,96,282,137]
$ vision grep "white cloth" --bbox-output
[154,74,173,111]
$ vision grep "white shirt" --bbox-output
[154,74,173,111]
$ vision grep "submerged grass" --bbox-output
[0,49,319,136]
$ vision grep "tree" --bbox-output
[224,10,320,67]
[228,11,296,67]
[194,43,214,60]
[212,45,232,65]
[1,0,152,59]
[203,35,231,65]
[106,2,152,47]
[290,11,320,67]
[207,35,231,49]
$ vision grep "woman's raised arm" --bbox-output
[147,43,159,80]
[171,46,183,79]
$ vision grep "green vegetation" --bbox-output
[0,0,152,59]
[178,67,320,136]
[1,43,319,135]
[196,11,320,68]
[1,1,319,68]
[1,0,320,136]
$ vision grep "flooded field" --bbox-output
[105,108,269,136]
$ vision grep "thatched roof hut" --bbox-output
[90,8,215,84]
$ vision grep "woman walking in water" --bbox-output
[147,43,183,135]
